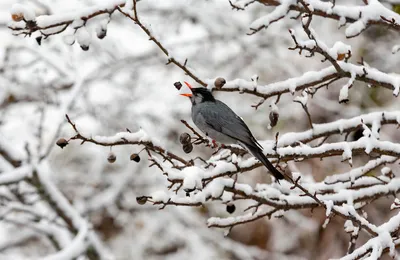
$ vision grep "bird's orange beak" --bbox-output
[180,81,193,97]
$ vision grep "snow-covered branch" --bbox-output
[214,10,400,106]
[239,0,400,38]
[4,0,400,258]
[8,0,207,87]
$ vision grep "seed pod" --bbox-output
[182,143,193,154]
[64,35,75,45]
[179,133,191,145]
[214,77,226,89]
[130,153,140,162]
[226,204,236,214]
[174,82,182,90]
[80,45,89,51]
[96,28,107,40]
[269,111,279,127]
[352,128,363,141]
[56,138,68,149]
[107,152,116,163]
[35,36,42,46]
[136,196,147,205]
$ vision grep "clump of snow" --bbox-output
[249,1,290,31]
[345,20,366,38]
[63,34,75,45]
[151,191,169,203]
[328,41,351,60]
[10,4,36,21]
[339,72,355,103]
[344,220,354,233]
[338,16,346,28]
[392,45,400,54]
[341,143,352,166]
[182,166,204,190]
[76,27,91,48]
[325,200,334,216]
[71,19,84,29]
[293,90,308,106]
[322,218,330,228]
[381,167,391,176]
[390,198,400,210]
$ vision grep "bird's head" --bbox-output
[180,82,215,105]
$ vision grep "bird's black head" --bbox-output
[191,87,215,104]
[180,82,215,105]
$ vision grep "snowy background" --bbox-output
[1,0,400,259]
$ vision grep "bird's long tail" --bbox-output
[245,144,285,182]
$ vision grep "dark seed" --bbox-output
[269,111,279,127]
[80,45,89,51]
[179,133,191,145]
[136,196,147,205]
[56,138,68,149]
[182,143,193,154]
[97,28,107,39]
[174,82,183,90]
[107,152,116,163]
[226,204,236,214]
[130,153,140,162]
[35,36,42,46]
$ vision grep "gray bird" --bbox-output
[180,82,284,181]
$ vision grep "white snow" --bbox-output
[10,3,35,21]
[293,90,308,106]
[76,27,91,47]
[328,41,351,60]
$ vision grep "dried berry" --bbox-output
[96,28,107,39]
[130,153,140,162]
[186,192,190,197]
[174,82,183,90]
[226,204,236,214]
[352,128,363,141]
[35,36,42,46]
[136,196,147,205]
[11,13,23,22]
[214,77,226,89]
[182,143,193,154]
[80,45,89,51]
[56,138,68,149]
[179,132,191,145]
[337,53,346,61]
[107,152,116,163]
[269,111,279,127]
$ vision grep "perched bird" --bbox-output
[180,82,284,181]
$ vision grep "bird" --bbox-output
[180,81,284,181]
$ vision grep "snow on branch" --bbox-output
[8,0,207,87]
[9,0,125,37]
[243,0,400,37]
[213,7,400,107]
[63,111,400,245]
[6,0,400,258]
[64,110,400,183]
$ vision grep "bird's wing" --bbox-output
[200,100,262,149]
